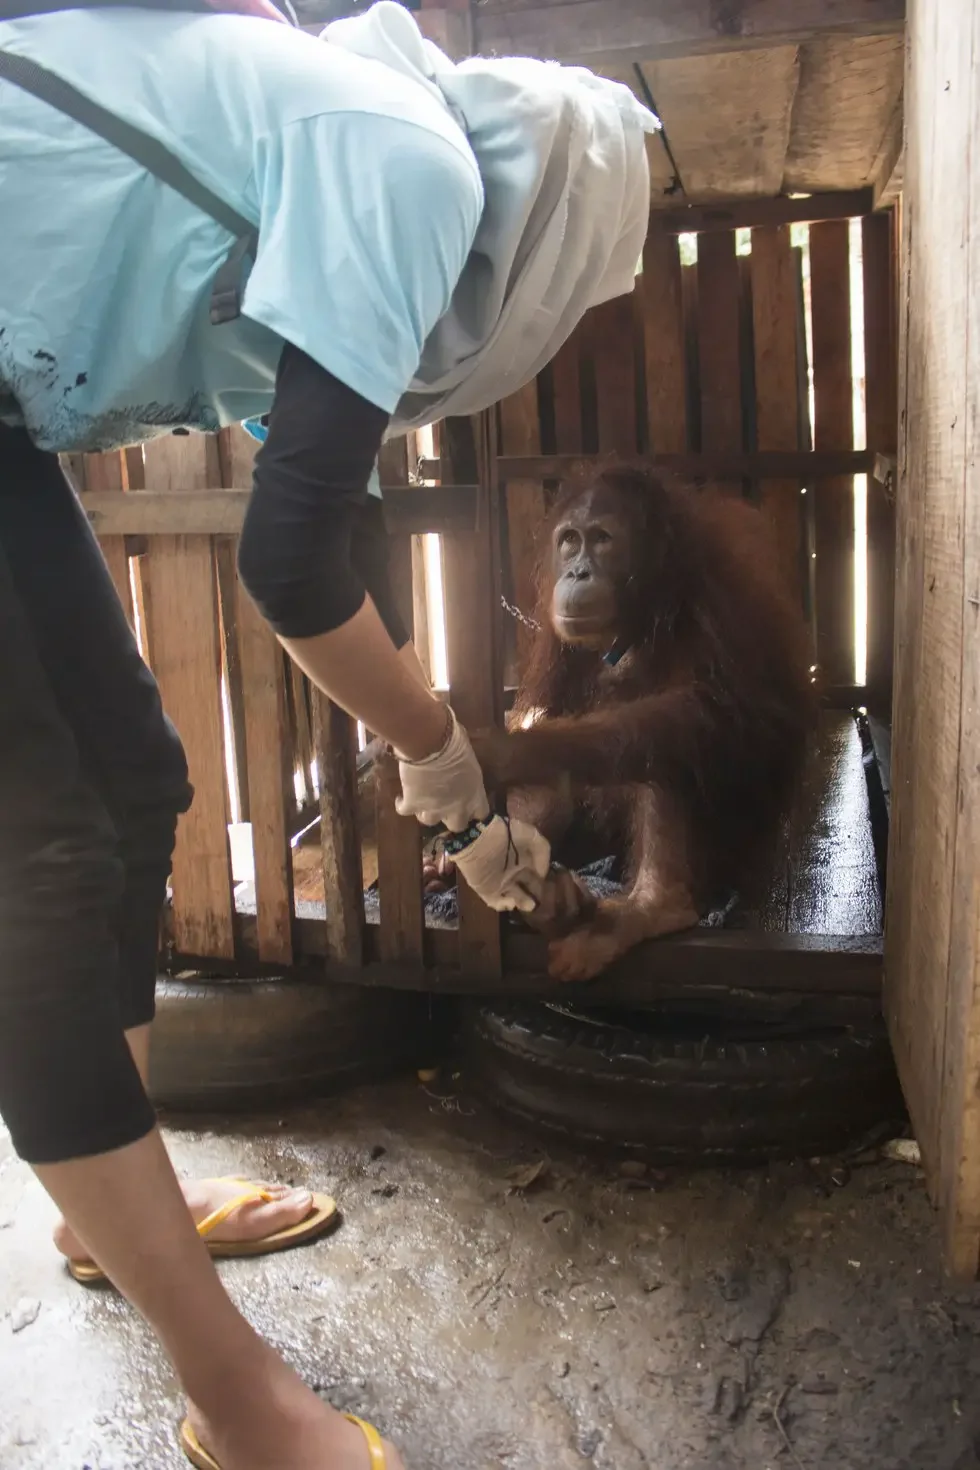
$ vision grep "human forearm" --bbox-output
[281,596,448,762]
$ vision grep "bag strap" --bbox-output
[0,49,257,323]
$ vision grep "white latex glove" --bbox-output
[453,815,551,914]
[396,707,489,833]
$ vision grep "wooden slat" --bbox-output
[863,211,899,716]
[653,189,875,234]
[591,295,638,454]
[375,754,424,964]
[441,415,503,979]
[696,231,743,456]
[141,433,234,958]
[751,225,805,604]
[551,332,584,453]
[215,425,256,824]
[472,0,905,71]
[886,0,980,1281]
[499,380,545,677]
[640,228,687,453]
[78,483,480,537]
[809,219,856,687]
[374,436,425,963]
[377,438,415,644]
[86,451,135,625]
[235,581,294,965]
[312,691,364,966]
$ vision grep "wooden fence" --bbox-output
[72,207,897,997]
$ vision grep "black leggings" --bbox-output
[0,427,192,1164]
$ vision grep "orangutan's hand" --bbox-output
[523,865,597,939]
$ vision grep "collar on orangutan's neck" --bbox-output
[603,639,629,668]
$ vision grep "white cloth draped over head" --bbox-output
[320,1,660,433]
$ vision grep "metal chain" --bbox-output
[500,594,541,631]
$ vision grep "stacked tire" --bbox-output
[460,999,905,1164]
[149,975,439,1113]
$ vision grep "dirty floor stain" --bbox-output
[2,1078,979,1470]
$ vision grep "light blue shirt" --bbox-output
[0,9,483,454]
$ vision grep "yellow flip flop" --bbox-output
[178,1412,387,1468]
[67,1176,339,1285]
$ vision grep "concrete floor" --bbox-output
[3,1078,980,1470]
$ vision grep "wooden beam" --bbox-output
[652,190,874,234]
[886,0,980,1283]
[79,484,480,537]
[473,0,904,72]
[491,450,876,480]
[872,96,905,209]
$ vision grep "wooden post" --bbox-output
[809,220,856,688]
[751,225,805,604]
[863,211,899,718]
[886,0,980,1280]
[141,433,235,958]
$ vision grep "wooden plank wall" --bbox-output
[886,0,980,1281]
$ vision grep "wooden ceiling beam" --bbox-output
[473,0,905,71]
[872,96,905,208]
[650,188,874,232]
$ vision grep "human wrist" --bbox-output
[394,699,453,764]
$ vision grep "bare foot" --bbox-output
[186,1379,406,1470]
[547,897,698,982]
[53,1178,316,1264]
[548,923,627,982]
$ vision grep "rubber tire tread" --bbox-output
[149,975,434,1112]
[461,1001,905,1164]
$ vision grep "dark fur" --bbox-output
[479,463,817,913]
